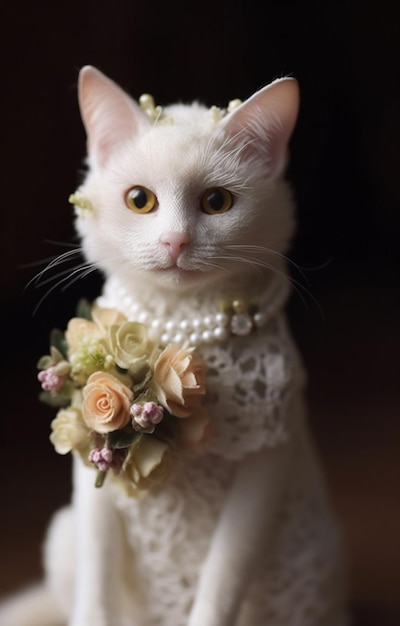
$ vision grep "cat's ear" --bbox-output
[78,66,151,168]
[221,77,299,178]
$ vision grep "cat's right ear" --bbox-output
[78,66,151,168]
[220,77,300,179]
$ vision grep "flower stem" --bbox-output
[95,469,108,488]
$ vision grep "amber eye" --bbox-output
[201,187,233,215]
[125,186,157,213]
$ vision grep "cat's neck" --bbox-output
[97,269,291,347]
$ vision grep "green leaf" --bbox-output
[39,390,71,408]
[50,346,66,364]
[121,433,145,471]
[95,469,108,488]
[131,366,153,394]
[107,428,142,449]
[134,387,158,405]
[53,361,71,376]
[50,329,68,359]
[37,355,52,370]
[76,298,92,320]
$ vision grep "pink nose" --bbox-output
[160,231,190,263]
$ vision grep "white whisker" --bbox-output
[59,264,99,291]
[43,239,81,248]
[33,261,93,289]
[218,246,324,318]
[197,258,232,275]
[24,249,84,291]
[31,262,100,316]
[225,244,312,286]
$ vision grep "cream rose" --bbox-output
[91,306,127,331]
[65,318,100,353]
[50,407,89,455]
[82,371,133,433]
[153,343,206,417]
[109,321,150,370]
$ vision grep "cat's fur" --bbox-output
[0,67,349,626]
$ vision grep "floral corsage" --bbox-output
[37,300,210,495]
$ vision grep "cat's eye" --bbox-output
[125,186,157,214]
[201,187,233,215]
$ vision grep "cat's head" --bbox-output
[73,66,299,294]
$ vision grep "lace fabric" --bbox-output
[113,443,348,626]
[101,280,349,626]
[199,314,306,460]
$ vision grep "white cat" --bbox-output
[0,66,350,626]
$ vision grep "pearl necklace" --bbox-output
[97,276,290,347]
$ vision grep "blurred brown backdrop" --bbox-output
[1,2,399,625]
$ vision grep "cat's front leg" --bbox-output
[188,438,293,626]
[69,455,126,626]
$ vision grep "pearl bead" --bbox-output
[161,332,171,345]
[214,326,229,341]
[253,312,266,327]
[201,329,213,343]
[151,318,162,330]
[138,311,149,323]
[215,312,229,326]
[189,332,201,346]
[165,319,176,332]
[203,315,213,328]
[192,318,203,331]
[179,319,191,331]
[123,295,133,308]
[173,332,185,344]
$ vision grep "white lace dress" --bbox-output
[98,278,349,626]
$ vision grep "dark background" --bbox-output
[1,2,399,624]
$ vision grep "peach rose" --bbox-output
[82,371,133,433]
[153,343,206,417]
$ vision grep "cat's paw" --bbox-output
[69,611,108,626]
[69,614,136,626]
[188,602,232,626]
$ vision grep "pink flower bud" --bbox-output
[89,447,113,471]
[88,448,102,464]
[38,365,66,395]
[142,401,164,425]
[130,403,143,418]
[130,401,164,430]
[100,447,113,463]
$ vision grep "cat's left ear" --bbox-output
[221,77,299,178]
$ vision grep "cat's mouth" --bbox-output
[158,265,200,277]
[151,262,212,286]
